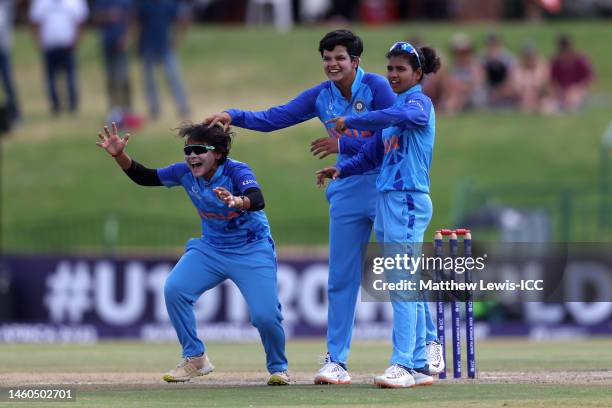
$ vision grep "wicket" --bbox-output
[434,228,476,379]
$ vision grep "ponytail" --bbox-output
[419,46,441,76]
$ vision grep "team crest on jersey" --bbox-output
[353,99,366,112]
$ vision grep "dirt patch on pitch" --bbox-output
[2,370,612,387]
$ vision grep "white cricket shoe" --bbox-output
[374,364,416,388]
[314,354,351,384]
[413,367,435,386]
[426,341,445,375]
[163,353,214,382]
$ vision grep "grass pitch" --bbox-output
[1,339,611,407]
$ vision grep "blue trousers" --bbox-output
[164,237,287,373]
[141,50,190,118]
[326,174,379,365]
[375,191,433,369]
[326,176,437,365]
[43,47,78,113]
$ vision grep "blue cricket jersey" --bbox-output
[337,84,435,193]
[157,159,271,248]
[225,67,395,174]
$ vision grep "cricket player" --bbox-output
[206,30,444,382]
[96,122,290,385]
[317,41,442,388]
[204,30,397,384]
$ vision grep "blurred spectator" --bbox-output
[408,35,446,107]
[325,0,356,23]
[136,0,191,120]
[523,0,562,21]
[29,0,89,115]
[0,0,20,125]
[92,0,134,116]
[442,33,485,114]
[549,33,593,113]
[514,42,550,114]
[482,32,518,108]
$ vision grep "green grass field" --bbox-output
[2,21,612,251]
[1,339,611,407]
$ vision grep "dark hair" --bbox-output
[318,29,363,59]
[387,46,441,82]
[177,123,233,164]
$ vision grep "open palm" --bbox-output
[96,122,130,157]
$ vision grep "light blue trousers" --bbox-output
[164,237,288,373]
[375,191,433,369]
[326,176,437,365]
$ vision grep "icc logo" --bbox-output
[354,100,365,112]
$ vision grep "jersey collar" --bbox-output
[397,83,422,103]
[203,162,225,185]
[331,66,365,100]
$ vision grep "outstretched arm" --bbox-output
[97,122,133,169]
[203,85,321,132]
[327,97,431,132]
[96,122,162,186]
[344,101,430,131]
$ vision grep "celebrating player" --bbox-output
[317,41,442,388]
[96,122,290,386]
[204,30,396,385]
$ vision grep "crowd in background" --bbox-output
[0,0,599,134]
[0,0,193,132]
[420,31,594,115]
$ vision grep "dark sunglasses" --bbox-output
[184,144,215,155]
[389,42,421,68]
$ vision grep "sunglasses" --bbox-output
[184,144,215,155]
[389,42,421,68]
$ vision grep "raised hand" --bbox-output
[203,112,232,131]
[213,187,243,209]
[315,166,340,187]
[96,122,130,157]
[310,137,339,159]
[325,116,347,132]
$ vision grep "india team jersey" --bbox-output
[337,84,435,193]
[226,67,395,174]
[157,159,271,248]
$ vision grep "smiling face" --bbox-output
[322,45,358,86]
[184,137,222,179]
[386,55,421,94]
